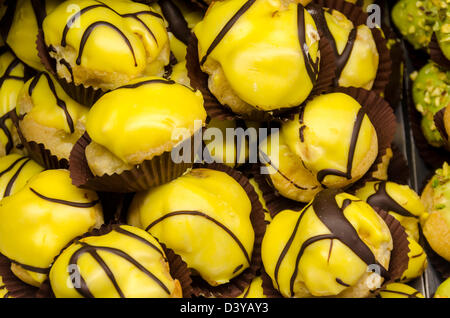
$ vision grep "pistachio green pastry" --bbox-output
[436,6,450,60]
[412,62,450,148]
[392,0,441,49]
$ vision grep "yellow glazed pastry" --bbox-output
[43,0,170,90]
[0,169,104,287]
[421,162,450,261]
[16,72,89,161]
[281,92,378,189]
[378,283,424,298]
[259,130,322,203]
[355,181,428,241]
[193,0,320,116]
[170,61,191,86]
[85,76,206,176]
[434,278,450,298]
[49,225,182,298]
[0,47,28,156]
[0,276,10,298]
[262,189,392,298]
[306,5,379,89]
[151,0,203,63]
[400,237,427,283]
[237,276,266,298]
[5,0,60,71]
[0,154,43,200]
[128,168,255,287]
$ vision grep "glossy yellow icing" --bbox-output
[0,276,8,298]
[86,76,206,165]
[262,192,391,297]
[237,276,266,298]
[379,283,424,298]
[43,0,169,88]
[249,178,271,224]
[260,130,322,203]
[355,181,428,241]
[281,93,378,188]
[17,73,89,134]
[0,169,104,286]
[435,278,450,298]
[6,0,60,71]
[401,237,427,283]
[127,168,254,286]
[194,0,319,110]
[0,154,44,200]
[170,61,191,86]
[50,225,180,298]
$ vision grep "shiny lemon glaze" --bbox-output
[435,277,450,298]
[355,181,427,240]
[194,0,319,110]
[128,168,254,286]
[401,237,427,283]
[17,73,89,134]
[0,49,27,153]
[170,61,191,86]
[379,283,424,298]
[6,0,60,71]
[325,10,379,89]
[237,276,266,298]
[43,0,169,84]
[50,225,178,298]
[262,192,391,297]
[151,0,203,62]
[281,93,377,188]
[86,76,206,165]
[0,169,104,286]
[0,154,44,200]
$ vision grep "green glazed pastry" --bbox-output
[436,6,450,60]
[392,0,441,49]
[412,62,450,148]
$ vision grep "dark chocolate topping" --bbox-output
[0,156,27,178]
[200,0,256,66]
[3,158,31,197]
[0,114,14,155]
[30,0,47,29]
[297,4,319,85]
[366,182,415,218]
[314,107,366,186]
[29,187,100,208]
[28,72,75,134]
[114,226,166,260]
[118,78,175,89]
[379,289,420,298]
[335,278,350,287]
[145,210,251,263]
[273,189,389,297]
[68,238,171,298]
[306,4,357,85]
[159,0,191,45]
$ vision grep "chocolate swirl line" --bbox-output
[297,4,319,85]
[200,0,256,66]
[118,78,175,89]
[315,107,366,186]
[145,210,251,264]
[0,114,14,155]
[0,156,27,179]
[61,0,165,68]
[29,188,100,208]
[3,159,31,197]
[69,240,171,298]
[113,226,166,261]
[306,4,357,85]
[335,278,350,287]
[366,182,415,218]
[379,289,420,298]
[159,0,191,45]
[274,189,388,297]
[28,72,75,134]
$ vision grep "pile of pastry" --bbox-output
[0,0,447,298]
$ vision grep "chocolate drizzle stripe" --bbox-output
[31,0,48,29]
[379,289,420,298]
[200,0,256,66]
[289,233,335,296]
[159,0,191,45]
[28,73,75,134]
[8,258,49,274]
[122,13,158,46]
[145,210,251,263]
[0,156,27,178]
[273,202,311,289]
[327,239,334,263]
[312,190,389,277]
[69,242,171,297]
[0,58,26,87]
[335,278,350,287]
[76,21,137,67]
[113,227,166,260]
[117,78,175,90]
[29,188,100,208]
[297,4,319,85]
[4,159,31,197]
[366,182,415,218]
[316,108,366,185]
[411,252,424,259]
[0,114,14,156]
[60,59,74,82]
